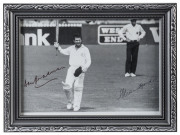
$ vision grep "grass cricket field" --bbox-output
[21,45,160,115]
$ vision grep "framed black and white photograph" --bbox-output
[3,3,177,132]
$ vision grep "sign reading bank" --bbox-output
[20,27,81,46]
[98,24,159,45]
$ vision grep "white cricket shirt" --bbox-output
[58,44,91,69]
[118,24,146,41]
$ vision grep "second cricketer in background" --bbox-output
[54,35,91,111]
[118,19,146,77]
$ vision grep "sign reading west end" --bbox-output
[98,25,126,45]
[98,25,159,45]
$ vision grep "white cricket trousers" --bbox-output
[63,66,85,109]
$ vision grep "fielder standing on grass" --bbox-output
[118,19,146,77]
[54,35,91,111]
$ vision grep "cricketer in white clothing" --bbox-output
[118,19,146,77]
[54,35,91,111]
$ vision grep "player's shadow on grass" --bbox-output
[135,74,144,77]
[136,74,159,77]
[121,74,157,77]
[120,74,144,77]
[80,107,95,111]
[62,107,95,112]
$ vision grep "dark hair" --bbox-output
[74,34,82,39]
[130,19,137,22]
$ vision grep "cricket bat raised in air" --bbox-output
[55,19,59,56]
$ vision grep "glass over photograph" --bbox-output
[19,18,161,116]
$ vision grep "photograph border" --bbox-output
[3,3,177,132]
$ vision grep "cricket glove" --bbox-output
[54,42,59,48]
[74,67,83,77]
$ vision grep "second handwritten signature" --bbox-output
[117,79,159,100]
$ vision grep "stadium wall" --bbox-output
[20,23,159,46]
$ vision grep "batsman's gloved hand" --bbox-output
[74,67,82,77]
[54,42,59,49]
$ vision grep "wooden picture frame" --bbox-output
[3,3,177,132]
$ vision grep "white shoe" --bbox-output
[73,106,80,111]
[67,103,73,110]
[125,73,131,77]
[130,73,136,77]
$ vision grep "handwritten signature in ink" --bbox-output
[117,79,159,100]
[24,66,65,88]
